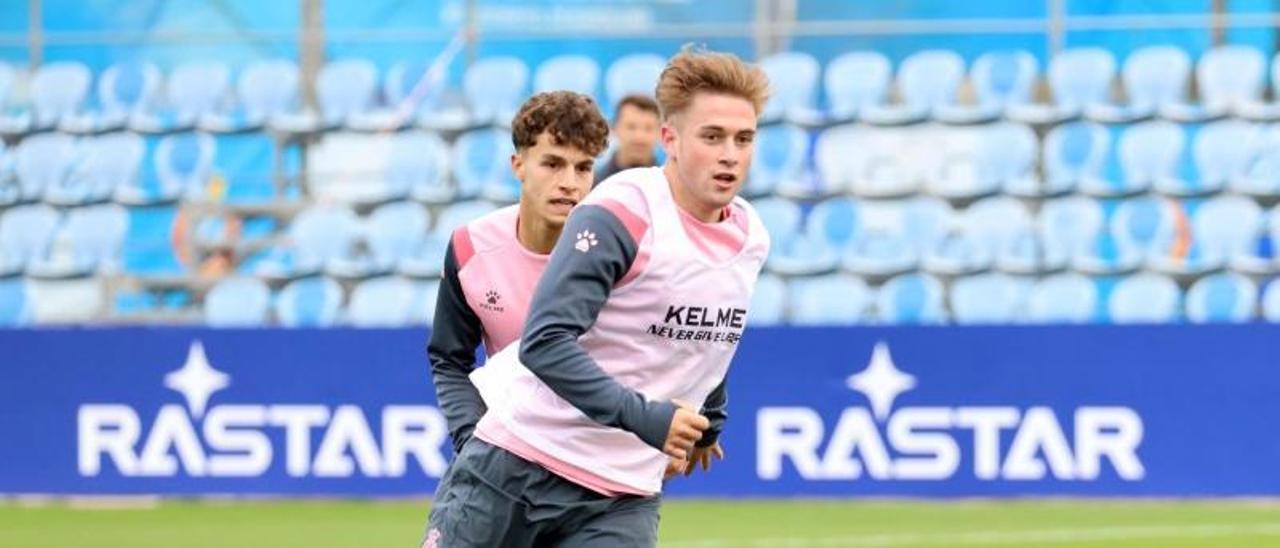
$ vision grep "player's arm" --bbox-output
[426,238,486,455]
[698,380,727,448]
[519,204,688,453]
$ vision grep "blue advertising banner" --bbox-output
[1,326,1278,497]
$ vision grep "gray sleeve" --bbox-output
[426,240,487,455]
[697,381,727,448]
[518,204,676,451]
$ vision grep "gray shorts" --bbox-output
[423,438,661,548]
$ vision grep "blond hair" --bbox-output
[655,45,770,120]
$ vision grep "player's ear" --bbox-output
[660,122,678,161]
[510,151,524,181]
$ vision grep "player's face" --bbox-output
[614,104,660,162]
[661,92,756,220]
[512,131,596,228]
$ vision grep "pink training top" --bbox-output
[452,204,549,356]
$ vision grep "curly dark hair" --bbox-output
[510,91,609,157]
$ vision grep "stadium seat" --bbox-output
[534,55,601,97]
[746,124,808,197]
[925,197,1030,276]
[747,273,787,326]
[253,205,360,279]
[751,197,803,244]
[1011,121,1108,197]
[1009,48,1115,124]
[29,61,91,131]
[1188,120,1259,196]
[1108,273,1181,323]
[454,128,517,202]
[271,58,378,134]
[29,204,128,278]
[49,132,144,206]
[61,61,161,134]
[1196,45,1265,117]
[768,197,848,276]
[205,277,271,327]
[411,279,441,324]
[1081,120,1182,197]
[823,51,891,122]
[26,277,106,323]
[605,53,665,110]
[367,201,429,273]
[1186,272,1258,323]
[1263,279,1280,322]
[461,56,529,129]
[863,49,964,125]
[149,61,231,132]
[118,132,215,205]
[0,204,59,275]
[1232,203,1279,274]
[375,59,433,128]
[1089,46,1190,123]
[985,122,1039,198]
[949,273,1032,324]
[1039,196,1105,271]
[1180,195,1263,274]
[937,50,1037,123]
[348,276,418,327]
[876,273,946,324]
[759,51,821,125]
[388,131,452,203]
[397,200,497,278]
[0,277,29,327]
[923,125,1005,200]
[821,125,919,198]
[1229,123,1280,198]
[787,274,871,325]
[199,58,298,133]
[1111,195,1177,259]
[855,197,952,277]
[16,133,77,205]
[1027,273,1098,323]
[275,276,344,327]
[0,142,13,205]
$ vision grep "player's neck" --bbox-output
[515,206,558,255]
[663,162,721,223]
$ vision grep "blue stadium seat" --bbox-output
[938,50,1037,123]
[0,277,29,327]
[924,125,1006,199]
[1089,46,1190,123]
[205,277,271,327]
[0,204,59,275]
[453,128,517,202]
[397,200,497,278]
[271,58,378,134]
[348,276,417,327]
[1013,121,1108,198]
[949,273,1032,324]
[1232,202,1279,274]
[1189,120,1259,195]
[388,131,452,203]
[1111,195,1177,259]
[1196,45,1265,117]
[30,61,91,131]
[534,55,601,97]
[925,196,1030,276]
[1009,48,1115,124]
[1186,272,1257,323]
[801,124,872,198]
[367,201,429,273]
[118,132,214,205]
[49,132,144,206]
[863,49,964,125]
[199,59,298,133]
[746,124,808,197]
[759,51,821,125]
[1081,120,1182,197]
[825,125,919,198]
[1108,273,1181,323]
[1172,195,1260,276]
[275,276,344,327]
[0,142,13,204]
[1264,279,1280,322]
[29,204,128,278]
[254,205,360,279]
[767,197,846,276]
[16,133,76,205]
[152,61,230,132]
[823,51,891,122]
[0,63,25,137]
[411,279,441,325]
[751,197,802,244]
[747,273,787,326]
[61,61,160,134]
[986,122,1039,197]
[788,274,871,325]
[1038,196,1105,271]
[605,53,665,110]
[381,59,432,115]
[853,197,952,277]
[1027,273,1098,324]
[876,273,946,324]
[462,56,529,129]
[1232,124,1280,198]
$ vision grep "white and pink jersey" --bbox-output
[471,167,770,496]
[452,204,549,355]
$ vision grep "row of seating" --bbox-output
[749,271,1280,325]
[5,44,1280,139]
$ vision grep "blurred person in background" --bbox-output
[596,94,661,183]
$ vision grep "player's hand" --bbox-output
[663,400,709,462]
[663,457,686,480]
[683,442,725,476]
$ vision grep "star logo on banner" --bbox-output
[846,341,916,421]
[164,340,230,418]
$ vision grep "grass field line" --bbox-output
[662,522,1280,547]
